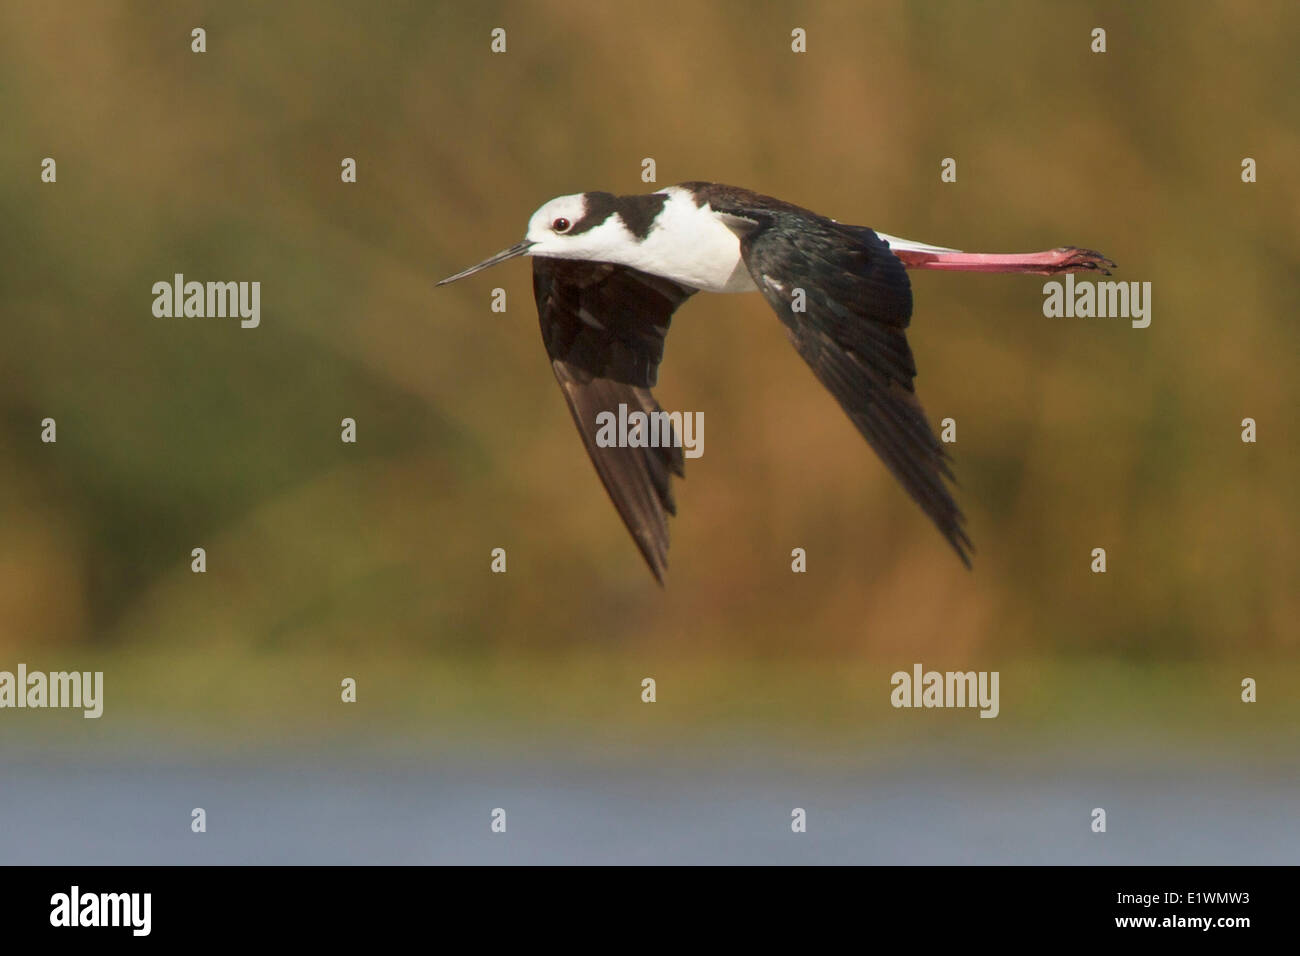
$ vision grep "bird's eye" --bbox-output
[552,217,571,233]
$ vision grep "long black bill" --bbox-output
[436,240,535,286]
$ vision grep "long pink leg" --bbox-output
[894,246,1115,275]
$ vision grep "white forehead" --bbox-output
[528,193,587,230]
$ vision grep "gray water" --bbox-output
[2,745,1295,864]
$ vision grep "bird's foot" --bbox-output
[1048,247,1117,275]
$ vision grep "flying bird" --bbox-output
[438,183,1114,581]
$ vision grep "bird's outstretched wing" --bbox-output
[533,257,697,581]
[689,185,972,565]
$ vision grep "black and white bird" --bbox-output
[438,183,1113,581]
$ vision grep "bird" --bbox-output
[437,183,1114,582]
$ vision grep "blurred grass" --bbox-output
[0,1,1297,737]
[0,646,1293,761]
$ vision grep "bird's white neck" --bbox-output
[594,187,759,294]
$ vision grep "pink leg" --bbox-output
[895,247,1115,275]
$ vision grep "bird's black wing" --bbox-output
[533,257,697,582]
[707,194,971,565]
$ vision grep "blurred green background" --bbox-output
[1,0,1296,750]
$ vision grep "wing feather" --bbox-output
[533,258,695,581]
[697,191,973,566]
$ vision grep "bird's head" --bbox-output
[523,193,596,253]
[437,192,632,286]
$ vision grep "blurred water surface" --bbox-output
[4,741,1296,864]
